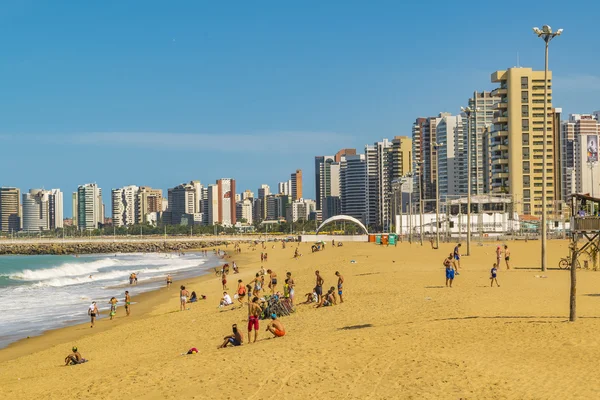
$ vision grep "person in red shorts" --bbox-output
[248,297,262,343]
[266,313,286,338]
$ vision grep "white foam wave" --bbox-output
[9,258,118,281]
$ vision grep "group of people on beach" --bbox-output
[87,290,132,327]
[443,243,512,288]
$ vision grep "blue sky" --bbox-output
[1,1,599,217]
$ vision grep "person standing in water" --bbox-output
[88,301,99,328]
[166,274,173,289]
[125,291,131,316]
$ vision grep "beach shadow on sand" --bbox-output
[355,272,381,277]
[584,293,600,297]
[514,267,563,271]
[339,324,373,331]
[425,286,445,289]
[433,315,600,323]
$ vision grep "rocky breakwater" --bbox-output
[0,241,225,255]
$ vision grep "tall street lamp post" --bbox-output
[533,25,563,272]
[433,142,443,249]
[461,106,480,256]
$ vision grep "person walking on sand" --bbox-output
[251,273,262,297]
[267,269,278,294]
[314,270,324,303]
[180,285,190,311]
[335,271,344,303]
[237,279,247,305]
[125,291,131,316]
[504,245,511,270]
[221,271,228,291]
[88,301,99,328]
[496,246,502,269]
[490,263,500,287]
[266,313,286,338]
[166,274,173,289]
[108,297,118,320]
[248,297,262,343]
[444,254,455,288]
[218,324,244,348]
[453,243,461,270]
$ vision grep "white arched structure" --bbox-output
[315,215,369,235]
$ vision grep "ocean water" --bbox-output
[0,252,218,348]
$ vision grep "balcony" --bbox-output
[491,88,507,97]
[491,130,509,138]
[494,102,508,110]
[492,158,509,165]
[493,116,508,124]
[494,172,509,179]
[572,217,600,232]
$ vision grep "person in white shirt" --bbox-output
[220,292,233,308]
[88,302,99,328]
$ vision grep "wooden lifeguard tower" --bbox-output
[568,194,600,321]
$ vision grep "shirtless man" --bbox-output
[266,313,286,338]
[444,254,455,288]
[314,270,324,303]
[88,301,99,328]
[335,271,344,303]
[315,287,336,308]
[64,347,85,366]
[495,246,502,269]
[237,279,247,305]
[218,324,245,348]
[124,291,131,316]
[166,274,173,289]
[453,243,461,270]
[504,245,511,270]
[248,297,262,343]
[267,269,278,294]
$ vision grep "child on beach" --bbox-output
[490,263,500,287]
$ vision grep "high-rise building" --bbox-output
[49,189,63,229]
[266,194,290,220]
[201,187,209,225]
[252,198,263,223]
[71,192,78,226]
[315,150,356,214]
[569,114,600,197]
[390,136,412,182]
[190,181,202,214]
[242,190,254,200]
[436,115,464,199]
[291,169,303,201]
[365,139,394,229]
[136,186,163,224]
[236,198,253,224]
[77,183,103,230]
[168,183,196,225]
[22,189,50,232]
[490,67,554,216]
[112,185,138,227]
[216,178,236,226]
[0,187,21,233]
[340,154,367,223]
[278,180,292,196]
[207,184,219,225]
[466,91,500,195]
[420,115,444,208]
[258,184,270,199]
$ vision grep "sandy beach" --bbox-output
[1,239,600,399]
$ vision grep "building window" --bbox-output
[523,175,530,188]
[522,119,530,131]
[521,77,529,89]
[521,91,529,102]
[523,147,530,159]
[522,134,529,145]
[522,105,529,117]
[523,189,531,200]
[524,203,531,215]
[523,161,530,173]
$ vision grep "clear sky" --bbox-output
[1,0,598,217]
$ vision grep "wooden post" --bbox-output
[569,234,578,322]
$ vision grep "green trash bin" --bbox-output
[389,234,396,245]
[375,235,381,244]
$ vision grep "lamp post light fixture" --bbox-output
[460,106,480,256]
[533,25,563,272]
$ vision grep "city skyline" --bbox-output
[1,3,598,217]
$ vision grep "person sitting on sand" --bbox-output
[266,313,286,338]
[314,288,335,308]
[218,324,244,348]
[189,291,198,303]
[64,347,87,366]
[220,292,233,308]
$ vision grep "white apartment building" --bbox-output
[278,180,292,196]
[207,184,219,225]
[236,198,253,224]
[258,184,270,199]
[49,189,63,229]
[112,185,138,227]
[573,115,600,196]
[436,114,463,199]
[77,183,103,231]
[22,189,50,232]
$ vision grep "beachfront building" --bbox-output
[266,194,290,221]
[278,180,292,196]
[572,115,600,196]
[22,189,51,232]
[291,169,303,201]
[411,118,427,203]
[168,183,196,225]
[0,187,21,233]
[215,178,236,226]
[365,139,393,230]
[111,185,138,227]
[49,189,63,229]
[490,67,555,216]
[340,154,367,223]
[315,149,356,220]
[436,115,464,200]
[71,192,78,227]
[241,189,254,200]
[236,198,253,224]
[77,183,103,231]
[206,184,219,225]
[136,186,163,224]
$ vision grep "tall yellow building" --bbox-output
[490,67,554,216]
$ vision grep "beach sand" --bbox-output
[1,239,600,399]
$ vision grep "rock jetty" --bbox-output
[0,241,225,255]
